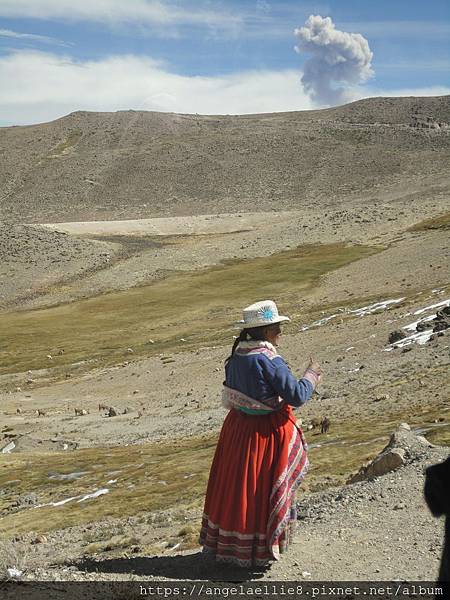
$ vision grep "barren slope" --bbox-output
[1,96,449,223]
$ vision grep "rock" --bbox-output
[13,492,39,508]
[33,534,48,544]
[416,435,434,447]
[429,307,450,332]
[416,321,433,332]
[399,422,411,431]
[108,407,118,417]
[434,321,449,332]
[348,447,405,484]
[388,330,407,344]
[387,428,416,451]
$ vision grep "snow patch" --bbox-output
[300,298,404,331]
[384,298,449,352]
[6,568,23,579]
[383,330,434,352]
[402,315,435,332]
[35,488,109,509]
[1,441,15,454]
[413,299,449,316]
[48,471,90,481]
[77,488,109,502]
[349,298,405,317]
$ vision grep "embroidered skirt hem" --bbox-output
[199,406,308,567]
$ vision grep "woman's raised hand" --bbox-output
[308,357,322,375]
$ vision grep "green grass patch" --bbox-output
[0,435,215,538]
[0,242,382,376]
[408,211,450,232]
[0,402,447,539]
[426,424,450,446]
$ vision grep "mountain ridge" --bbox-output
[1,95,449,223]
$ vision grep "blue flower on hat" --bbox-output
[259,306,274,321]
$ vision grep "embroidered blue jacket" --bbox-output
[225,351,313,408]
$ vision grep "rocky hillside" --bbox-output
[1,96,449,223]
[0,224,120,309]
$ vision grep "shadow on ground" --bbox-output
[72,552,269,582]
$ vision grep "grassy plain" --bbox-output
[0,243,382,375]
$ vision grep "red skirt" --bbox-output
[199,404,308,567]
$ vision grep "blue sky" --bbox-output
[0,0,449,125]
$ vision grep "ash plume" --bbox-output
[295,15,373,106]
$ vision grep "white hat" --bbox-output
[237,300,290,329]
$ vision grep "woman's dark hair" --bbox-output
[225,326,268,364]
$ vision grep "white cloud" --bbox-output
[295,15,374,106]
[0,0,240,29]
[0,50,448,127]
[0,50,314,125]
[0,28,71,46]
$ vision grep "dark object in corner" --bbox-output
[424,455,450,591]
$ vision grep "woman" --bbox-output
[199,300,321,568]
